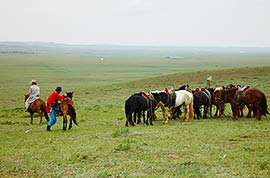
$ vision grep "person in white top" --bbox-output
[25,79,40,111]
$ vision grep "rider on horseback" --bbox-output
[25,79,40,112]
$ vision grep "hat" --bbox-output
[55,87,62,92]
[30,79,37,84]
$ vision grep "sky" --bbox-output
[1,0,270,47]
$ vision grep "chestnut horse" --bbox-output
[233,88,268,120]
[24,93,49,125]
[60,92,78,130]
[213,86,225,117]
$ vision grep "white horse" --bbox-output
[164,90,194,123]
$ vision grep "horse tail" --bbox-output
[260,94,269,115]
[41,101,50,122]
[43,108,50,122]
[125,100,130,119]
[68,104,78,126]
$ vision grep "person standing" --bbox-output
[25,80,40,112]
[46,87,64,131]
[205,75,213,88]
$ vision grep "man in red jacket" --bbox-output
[46,87,64,131]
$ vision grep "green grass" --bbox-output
[1,51,270,177]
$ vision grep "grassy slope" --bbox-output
[0,50,270,177]
[1,66,270,177]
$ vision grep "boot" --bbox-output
[46,125,51,131]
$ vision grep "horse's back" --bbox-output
[61,99,74,110]
[30,98,46,110]
[175,90,193,106]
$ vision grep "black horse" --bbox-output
[125,92,156,126]
[193,89,211,119]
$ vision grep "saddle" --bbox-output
[142,92,154,100]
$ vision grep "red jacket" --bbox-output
[47,91,64,108]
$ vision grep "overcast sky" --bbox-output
[1,0,270,46]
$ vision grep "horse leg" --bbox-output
[203,105,207,119]
[145,110,149,125]
[214,105,219,117]
[63,114,67,131]
[170,107,176,120]
[30,113,33,125]
[129,111,135,126]
[38,110,43,125]
[137,111,142,124]
[209,104,212,117]
[149,109,154,126]
[133,112,137,124]
[184,105,189,122]
[194,107,199,120]
[254,105,261,121]
[160,103,167,121]
[162,106,169,124]
[230,103,238,120]
[219,104,225,118]
[246,104,252,118]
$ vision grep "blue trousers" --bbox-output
[48,104,60,127]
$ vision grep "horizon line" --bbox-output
[0,40,270,48]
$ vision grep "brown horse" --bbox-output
[214,87,246,119]
[60,91,78,130]
[234,88,268,121]
[218,87,238,118]
[24,93,49,125]
[213,86,225,117]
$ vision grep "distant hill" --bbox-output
[1,41,270,57]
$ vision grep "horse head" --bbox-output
[24,93,30,102]
[66,91,74,100]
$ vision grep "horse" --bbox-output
[217,87,247,120]
[218,87,238,118]
[213,86,225,117]
[151,90,170,123]
[171,84,192,119]
[60,91,78,130]
[233,86,251,118]
[233,88,268,120]
[24,93,49,125]
[193,89,211,119]
[164,90,194,123]
[125,92,156,126]
[151,85,190,123]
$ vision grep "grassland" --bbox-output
[0,45,270,177]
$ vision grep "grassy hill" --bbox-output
[0,44,270,177]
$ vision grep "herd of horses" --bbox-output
[24,91,77,131]
[124,84,269,126]
[23,84,269,129]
